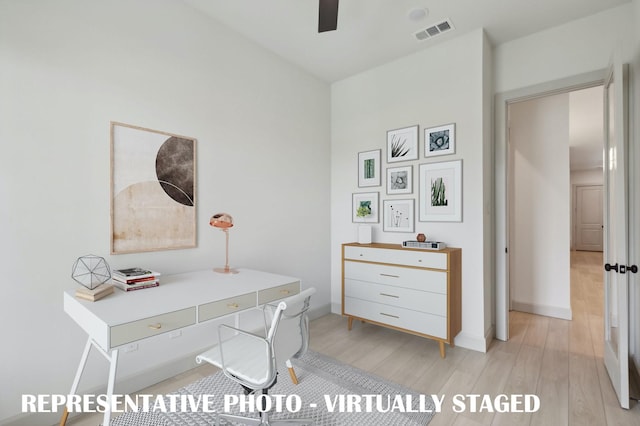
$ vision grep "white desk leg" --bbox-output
[60,337,93,426]
[103,349,119,426]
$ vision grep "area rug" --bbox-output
[110,350,435,425]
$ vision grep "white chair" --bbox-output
[196,287,316,426]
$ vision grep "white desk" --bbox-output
[62,268,301,426]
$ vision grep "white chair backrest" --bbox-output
[267,288,315,368]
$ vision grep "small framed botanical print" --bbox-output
[383,199,415,232]
[387,125,418,163]
[358,149,381,187]
[425,123,455,157]
[386,165,412,195]
[352,192,379,223]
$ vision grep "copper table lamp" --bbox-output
[210,213,238,274]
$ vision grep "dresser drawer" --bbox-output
[110,307,196,347]
[344,246,447,270]
[258,281,300,305]
[199,292,256,322]
[345,279,446,316]
[344,261,447,294]
[344,297,447,339]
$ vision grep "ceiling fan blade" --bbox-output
[318,0,339,32]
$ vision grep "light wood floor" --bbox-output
[68,250,639,425]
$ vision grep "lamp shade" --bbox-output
[210,213,233,229]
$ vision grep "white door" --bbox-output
[602,60,629,409]
[575,185,603,251]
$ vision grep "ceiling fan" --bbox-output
[318,0,339,32]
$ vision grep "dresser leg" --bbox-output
[439,341,446,358]
[347,316,353,331]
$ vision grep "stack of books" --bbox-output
[75,283,114,302]
[112,267,161,292]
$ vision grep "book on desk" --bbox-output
[112,267,161,292]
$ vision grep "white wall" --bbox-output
[330,29,493,352]
[0,0,331,423]
[509,94,572,319]
[494,4,634,93]
[571,169,604,186]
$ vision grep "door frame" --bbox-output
[494,70,605,341]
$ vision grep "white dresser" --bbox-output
[341,242,461,358]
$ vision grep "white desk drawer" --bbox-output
[344,246,447,270]
[344,297,446,339]
[110,307,196,347]
[199,292,256,322]
[344,261,447,294]
[345,279,446,316]
[258,281,300,305]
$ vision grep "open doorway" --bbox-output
[507,85,603,325]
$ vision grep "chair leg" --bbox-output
[286,359,299,385]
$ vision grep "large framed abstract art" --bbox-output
[110,122,197,254]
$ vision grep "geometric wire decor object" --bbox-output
[71,255,112,290]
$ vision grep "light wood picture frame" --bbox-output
[419,160,462,222]
[387,125,419,163]
[383,199,415,232]
[358,149,381,187]
[110,122,197,254]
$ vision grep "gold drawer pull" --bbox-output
[380,293,399,298]
[380,273,400,278]
[280,289,291,295]
[227,303,239,309]
[148,323,162,330]
[380,313,400,319]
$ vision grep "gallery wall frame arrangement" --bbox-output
[352,192,379,223]
[358,149,381,187]
[419,160,462,222]
[387,125,419,163]
[110,122,197,254]
[383,199,415,232]
[425,123,455,157]
[386,165,413,195]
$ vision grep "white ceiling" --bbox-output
[181,0,630,82]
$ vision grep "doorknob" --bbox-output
[604,263,619,272]
[604,263,638,273]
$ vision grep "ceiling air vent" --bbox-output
[414,18,454,41]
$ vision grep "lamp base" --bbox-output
[214,266,239,274]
